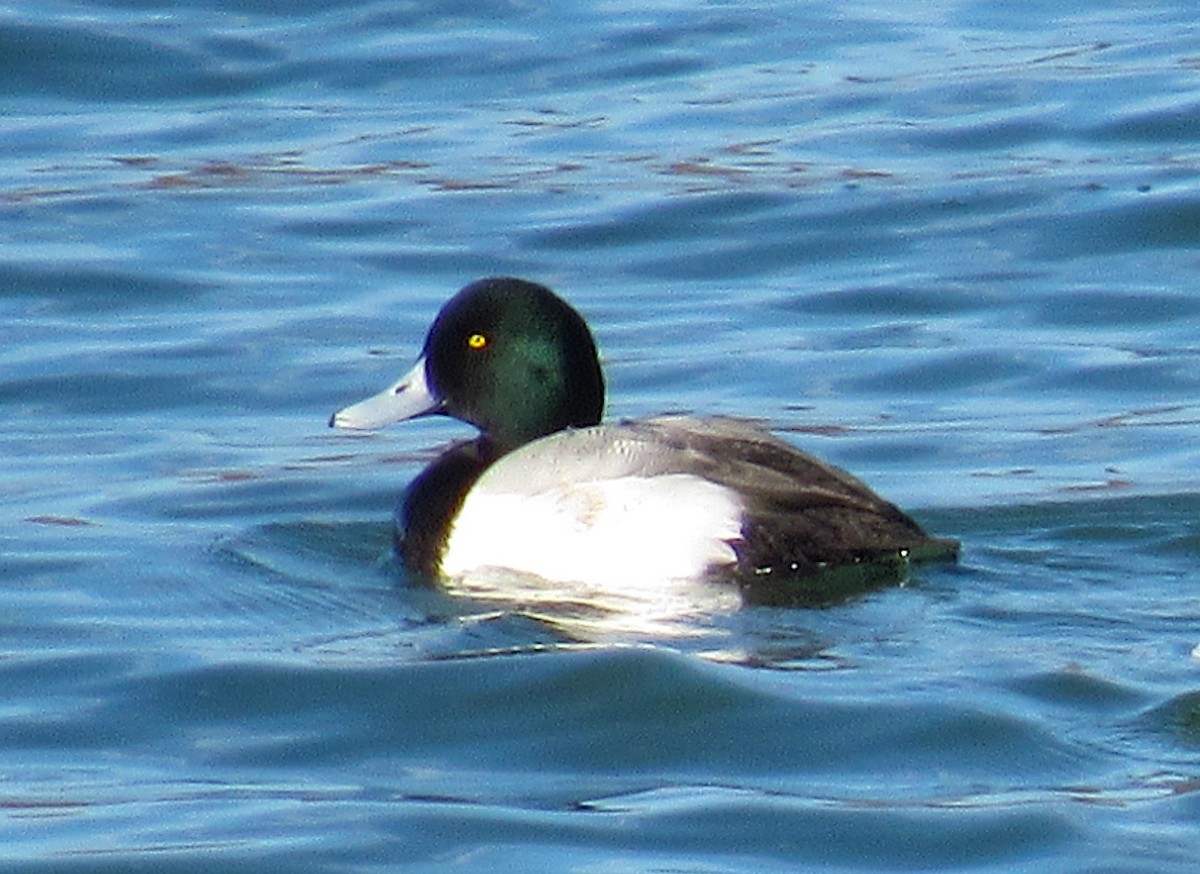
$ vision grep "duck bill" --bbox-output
[329,356,443,430]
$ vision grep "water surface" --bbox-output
[3,1,1200,870]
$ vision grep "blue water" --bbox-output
[4,1,1200,870]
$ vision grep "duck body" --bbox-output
[332,278,957,605]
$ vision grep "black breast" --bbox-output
[394,440,491,577]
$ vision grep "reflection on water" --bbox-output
[4,1,1200,871]
[442,564,743,638]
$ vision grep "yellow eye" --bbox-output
[467,332,488,350]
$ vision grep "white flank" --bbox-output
[441,472,743,594]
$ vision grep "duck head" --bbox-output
[331,277,605,452]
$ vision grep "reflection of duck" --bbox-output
[332,277,957,605]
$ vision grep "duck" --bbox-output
[330,277,957,606]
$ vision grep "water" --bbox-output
[3,1,1200,870]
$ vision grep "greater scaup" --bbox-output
[331,277,957,605]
